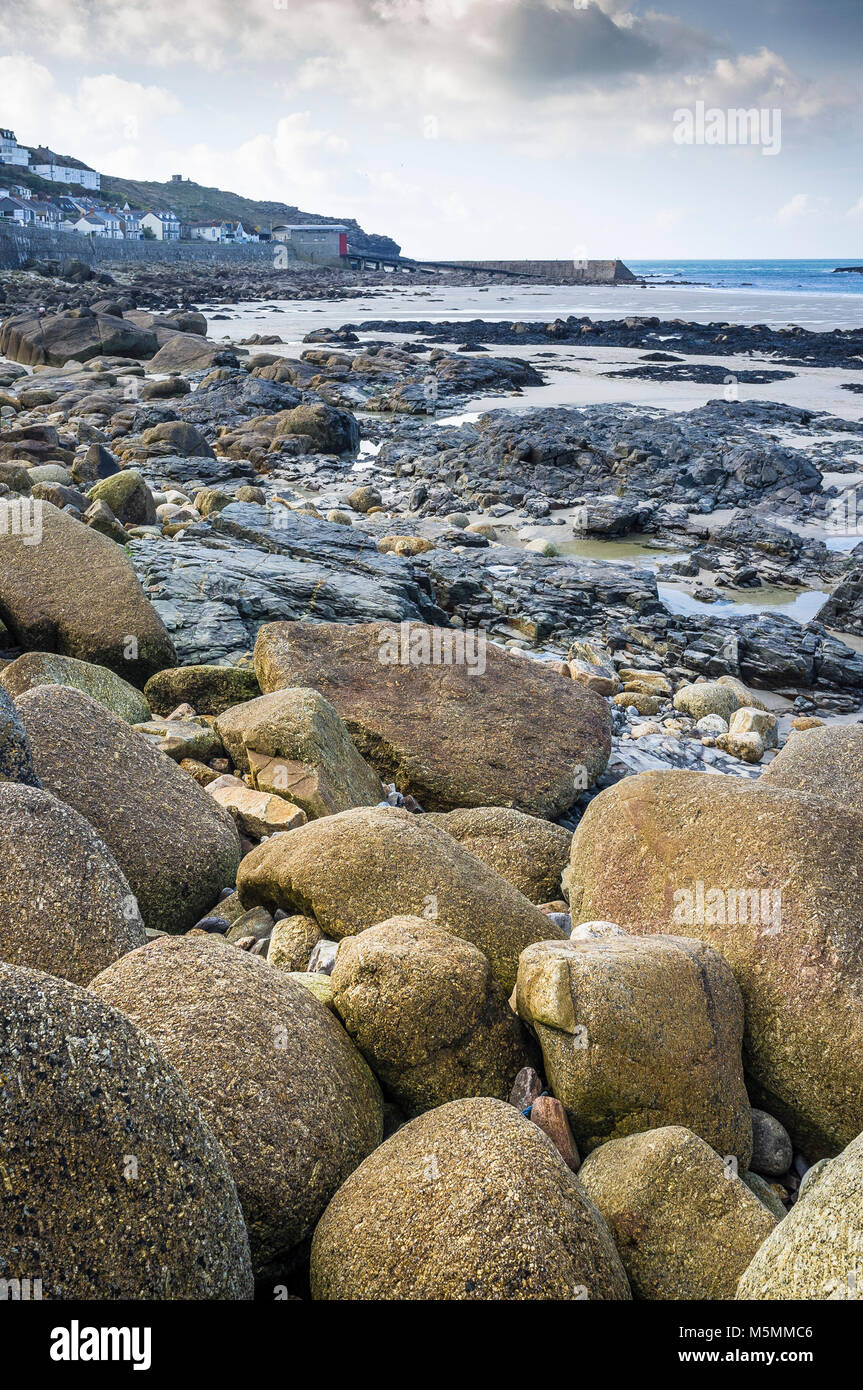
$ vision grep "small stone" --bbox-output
[268,914,322,971]
[509,1065,544,1111]
[750,1108,793,1178]
[530,1094,581,1172]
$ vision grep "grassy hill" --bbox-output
[100,174,401,256]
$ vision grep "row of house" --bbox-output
[0,128,101,189]
[0,186,265,243]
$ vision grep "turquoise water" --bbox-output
[628,260,863,295]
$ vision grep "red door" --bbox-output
[339,232,348,257]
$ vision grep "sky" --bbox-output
[0,0,860,259]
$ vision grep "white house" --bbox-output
[188,220,225,242]
[0,129,30,168]
[74,209,123,239]
[29,147,100,190]
[141,210,180,241]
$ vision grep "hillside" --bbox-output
[99,174,401,257]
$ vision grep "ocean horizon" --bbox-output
[627,258,863,295]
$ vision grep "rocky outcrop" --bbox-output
[0,308,159,367]
[737,1127,863,1299]
[423,807,571,903]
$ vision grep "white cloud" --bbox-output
[0,55,181,157]
[777,192,830,224]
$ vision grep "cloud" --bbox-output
[777,192,830,224]
[0,54,180,155]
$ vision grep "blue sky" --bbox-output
[0,0,860,258]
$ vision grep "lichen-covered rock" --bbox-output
[579,1126,777,1300]
[16,685,241,935]
[89,934,383,1274]
[0,501,175,684]
[566,770,863,1158]
[0,687,40,785]
[88,469,157,526]
[0,782,146,984]
[0,960,253,1299]
[254,620,611,816]
[144,662,261,716]
[310,1097,631,1300]
[267,914,322,972]
[1,651,151,724]
[761,723,863,813]
[515,935,751,1165]
[424,807,571,904]
[737,1127,863,1299]
[237,805,562,994]
[673,681,741,722]
[331,916,529,1115]
[216,687,381,818]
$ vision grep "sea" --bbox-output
[628,260,863,296]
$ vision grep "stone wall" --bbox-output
[434,258,638,284]
[0,220,277,270]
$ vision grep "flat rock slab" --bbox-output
[254,620,611,816]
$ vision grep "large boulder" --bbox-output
[424,807,571,903]
[216,687,382,818]
[0,308,158,367]
[737,1127,863,1299]
[144,662,261,715]
[579,1126,777,1300]
[0,501,175,685]
[146,333,237,373]
[566,770,863,1157]
[254,620,611,816]
[273,402,359,455]
[761,723,863,813]
[330,916,530,1115]
[0,782,146,984]
[89,935,383,1275]
[1,652,151,724]
[237,805,563,994]
[515,934,752,1165]
[87,469,157,526]
[310,1097,631,1300]
[0,687,40,785]
[0,960,252,1299]
[16,685,241,935]
[140,420,215,458]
